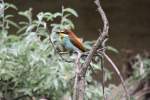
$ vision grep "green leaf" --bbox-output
[63,8,78,17]
[63,14,71,18]
[53,12,62,18]
[53,79,59,90]
[5,15,14,19]
[43,12,54,21]
[17,26,27,33]
[107,46,119,53]
[5,3,17,10]
[7,20,20,29]
[19,21,28,25]
[7,35,20,42]
[62,18,75,29]
[25,24,36,32]
[18,8,32,21]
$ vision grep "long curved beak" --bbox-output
[54,30,65,34]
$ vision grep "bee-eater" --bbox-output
[58,29,86,52]
[59,33,82,52]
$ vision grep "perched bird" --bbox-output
[59,33,81,52]
[58,29,86,52]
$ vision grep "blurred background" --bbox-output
[5,0,150,83]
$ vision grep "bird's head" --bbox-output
[55,29,71,35]
[55,29,70,39]
[55,31,69,40]
[59,32,68,38]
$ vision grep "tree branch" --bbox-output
[73,52,82,100]
[102,52,130,99]
[73,0,130,100]
[81,0,109,77]
[73,0,109,100]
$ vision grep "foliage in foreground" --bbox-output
[108,53,150,100]
[1,1,150,100]
[0,2,113,100]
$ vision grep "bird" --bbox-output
[57,29,86,52]
[59,33,82,52]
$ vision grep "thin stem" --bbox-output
[102,52,130,100]
[73,52,82,100]
[73,74,78,100]
[100,56,105,100]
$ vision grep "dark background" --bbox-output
[5,0,150,83]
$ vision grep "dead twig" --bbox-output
[81,0,109,76]
[73,52,82,100]
[102,52,130,100]
[100,55,106,100]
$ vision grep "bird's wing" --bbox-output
[69,36,86,52]
[63,36,80,52]
[64,29,86,52]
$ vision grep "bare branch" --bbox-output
[73,0,130,100]
[81,0,109,77]
[100,56,106,100]
[73,52,82,100]
[102,52,130,100]
[73,0,109,99]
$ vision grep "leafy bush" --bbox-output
[131,54,150,80]
[0,1,112,100]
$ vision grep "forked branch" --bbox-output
[73,0,109,99]
[73,0,130,100]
